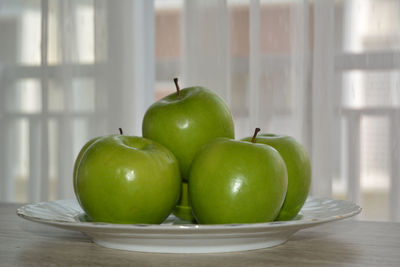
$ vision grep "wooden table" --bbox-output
[1,203,400,266]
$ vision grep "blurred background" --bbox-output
[0,0,399,222]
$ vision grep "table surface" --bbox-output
[1,203,400,267]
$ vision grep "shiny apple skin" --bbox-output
[75,135,181,224]
[73,136,102,202]
[142,87,235,180]
[242,134,311,221]
[188,138,288,224]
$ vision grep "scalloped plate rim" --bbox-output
[16,197,362,232]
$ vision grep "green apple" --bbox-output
[188,132,288,224]
[73,136,101,200]
[142,78,234,180]
[75,134,181,224]
[241,133,311,221]
[172,182,196,222]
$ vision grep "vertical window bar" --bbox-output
[57,1,74,200]
[289,0,311,148]
[132,0,155,135]
[310,0,335,197]
[0,68,5,201]
[40,0,49,201]
[28,117,41,202]
[390,111,400,221]
[0,69,11,201]
[249,0,260,130]
[347,112,362,206]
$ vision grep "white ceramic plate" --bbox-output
[17,197,361,253]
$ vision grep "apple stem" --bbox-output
[119,128,123,135]
[251,128,261,143]
[174,77,180,99]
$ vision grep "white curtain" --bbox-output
[1,0,400,222]
[177,0,400,221]
[0,0,154,202]
[181,0,326,193]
